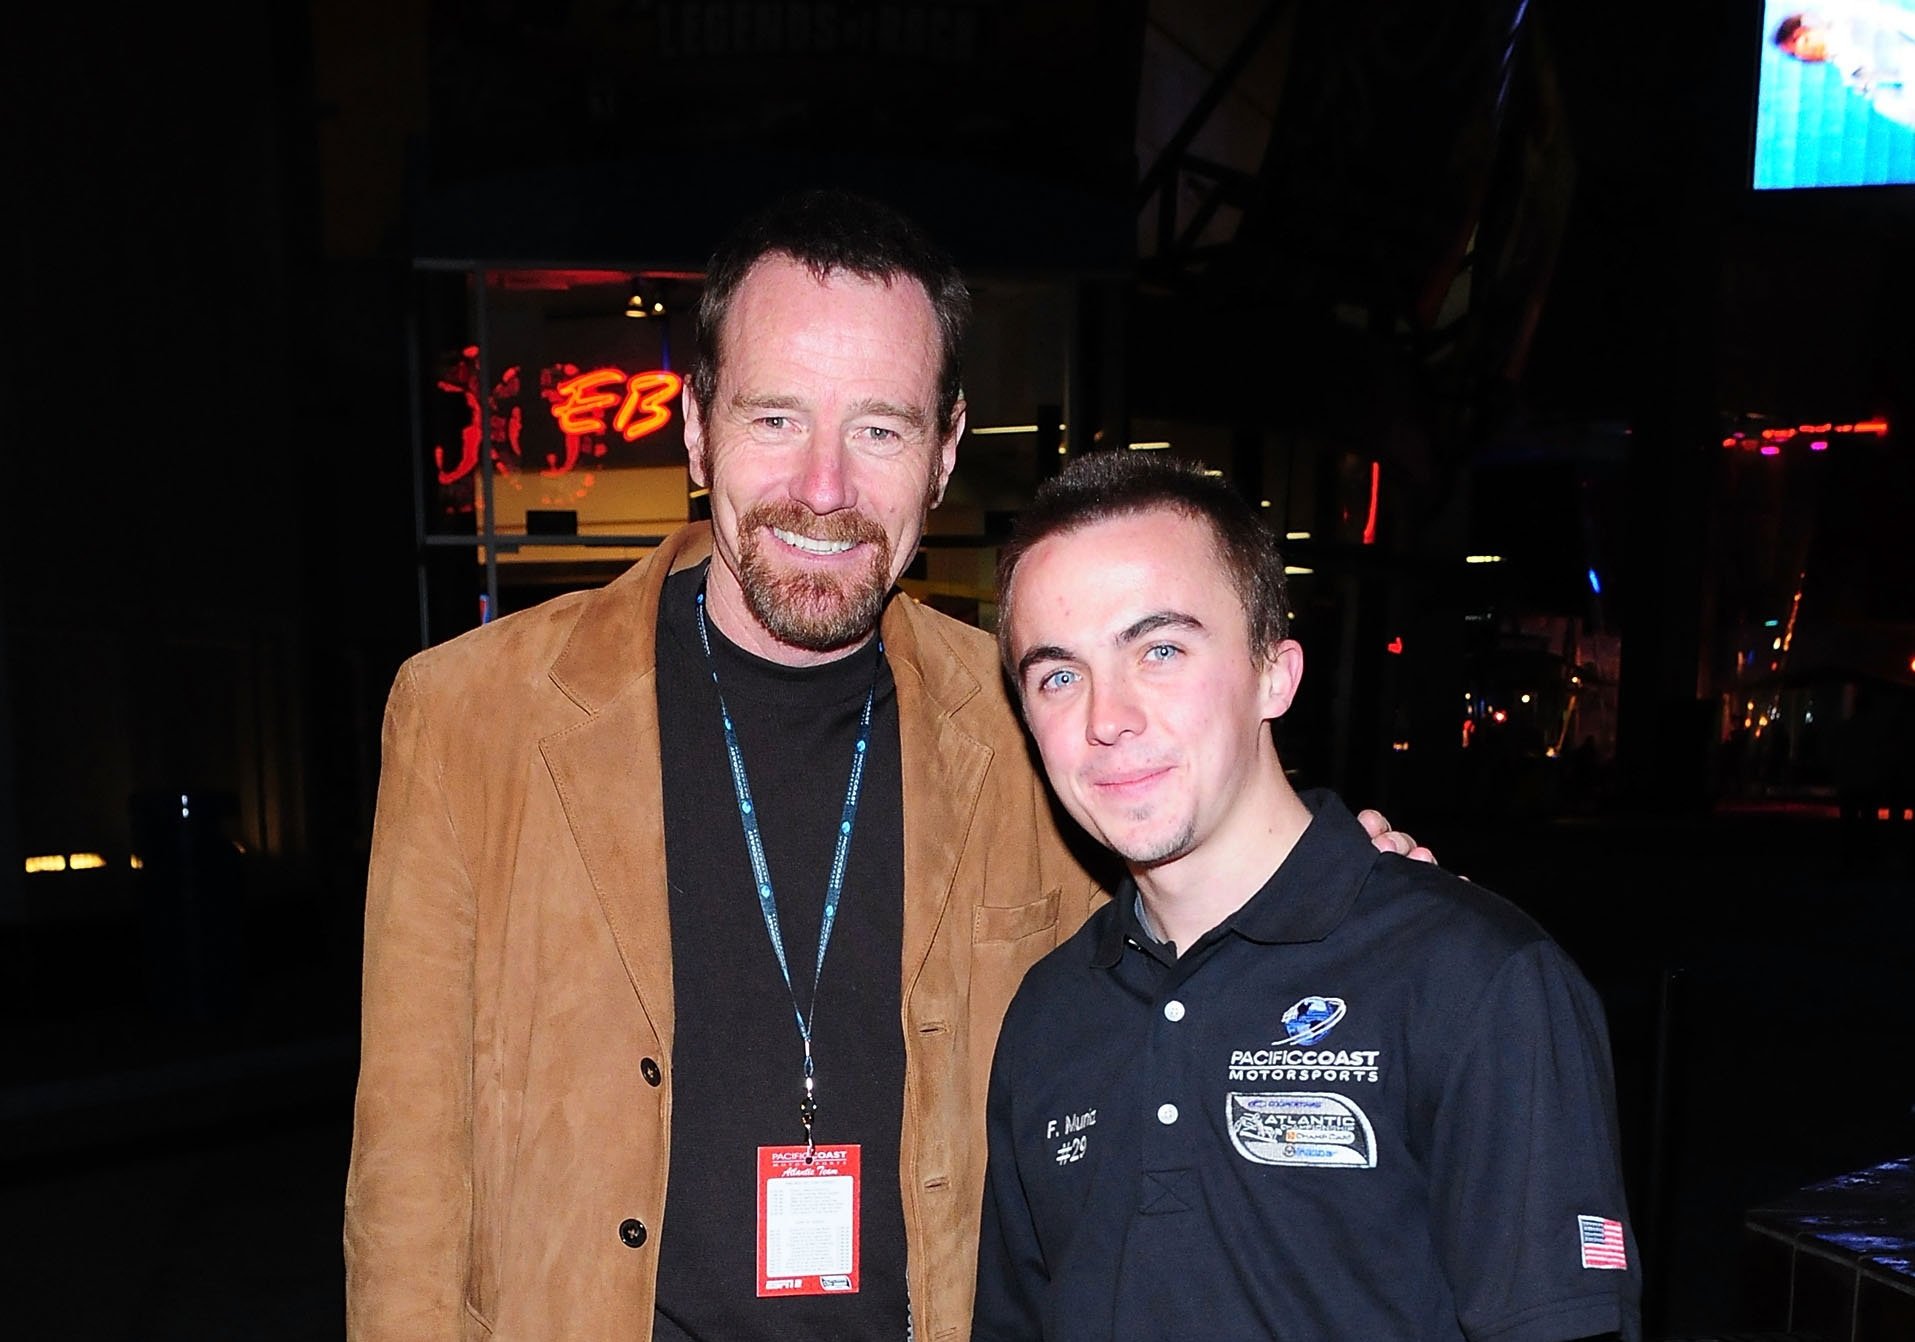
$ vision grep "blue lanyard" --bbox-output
[695,586,878,1158]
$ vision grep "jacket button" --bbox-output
[618,1218,648,1248]
[640,1057,662,1086]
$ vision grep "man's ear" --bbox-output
[928,398,965,508]
[683,386,710,488]
[1260,639,1305,723]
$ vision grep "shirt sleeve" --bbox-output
[1427,940,1643,1342]
[343,662,478,1339]
[973,1005,1050,1341]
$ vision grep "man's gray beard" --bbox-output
[737,530,894,653]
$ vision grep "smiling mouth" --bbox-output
[770,527,860,556]
[1091,766,1174,792]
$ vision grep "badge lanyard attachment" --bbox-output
[696,585,878,1162]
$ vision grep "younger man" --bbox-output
[976,452,1641,1341]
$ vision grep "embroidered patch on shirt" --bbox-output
[1578,1214,1627,1270]
[1226,1092,1377,1168]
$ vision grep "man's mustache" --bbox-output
[739,501,889,549]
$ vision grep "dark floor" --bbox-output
[2,808,1910,1339]
[7,1110,352,1340]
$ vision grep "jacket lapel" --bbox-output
[538,526,712,1056]
[533,542,992,1039]
[885,596,994,996]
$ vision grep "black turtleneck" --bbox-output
[653,561,908,1341]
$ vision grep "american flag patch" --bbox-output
[1578,1214,1627,1270]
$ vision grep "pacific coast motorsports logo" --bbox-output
[1227,995,1380,1084]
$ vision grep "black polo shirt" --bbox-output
[975,790,1641,1342]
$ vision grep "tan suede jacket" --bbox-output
[345,524,1101,1341]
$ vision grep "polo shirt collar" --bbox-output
[1089,789,1377,968]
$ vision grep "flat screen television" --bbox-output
[1752,0,1915,188]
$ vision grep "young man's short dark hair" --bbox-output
[1773,14,1808,49]
[995,451,1289,679]
[691,189,972,437]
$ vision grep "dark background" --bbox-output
[3,1,1912,1336]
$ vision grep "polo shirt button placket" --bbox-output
[1153,992,1190,1131]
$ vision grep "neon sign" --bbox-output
[432,347,684,505]
[1719,418,1890,451]
[549,368,683,442]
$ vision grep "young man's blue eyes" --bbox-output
[1034,646,1183,695]
[1036,667,1080,693]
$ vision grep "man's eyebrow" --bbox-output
[1016,644,1073,682]
[1117,611,1204,644]
[847,397,929,430]
[728,391,809,414]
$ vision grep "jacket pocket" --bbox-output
[973,889,1059,944]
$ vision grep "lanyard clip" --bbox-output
[800,1040,818,1163]
[800,1083,817,1164]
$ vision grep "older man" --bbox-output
[345,190,1423,1340]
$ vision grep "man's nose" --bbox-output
[792,435,853,514]
[1086,675,1144,745]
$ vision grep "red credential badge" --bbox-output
[755,1143,861,1297]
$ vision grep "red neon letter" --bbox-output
[613,370,683,442]
[551,368,626,435]
[434,349,483,484]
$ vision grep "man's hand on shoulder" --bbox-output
[1357,808,1436,865]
